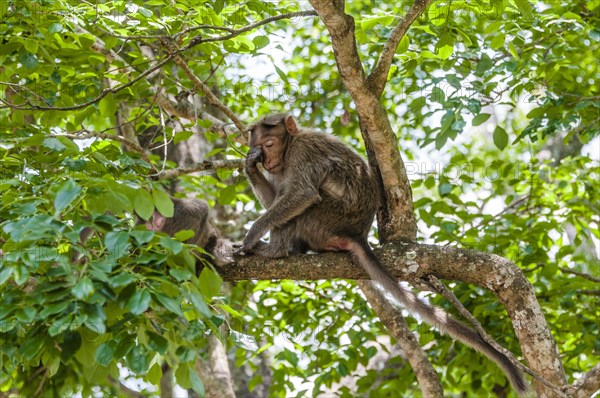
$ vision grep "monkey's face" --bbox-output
[249,117,290,174]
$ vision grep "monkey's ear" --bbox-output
[284,115,298,135]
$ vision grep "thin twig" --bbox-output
[559,267,600,283]
[179,11,318,40]
[32,369,48,398]
[157,159,244,180]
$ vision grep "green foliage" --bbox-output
[0,0,598,397]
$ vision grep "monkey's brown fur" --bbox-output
[147,198,232,266]
[240,114,528,395]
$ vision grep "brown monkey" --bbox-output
[74,198,232,266]
[145,198,233,266]
[238,114,528,395]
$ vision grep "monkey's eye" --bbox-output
[265,141,274,147]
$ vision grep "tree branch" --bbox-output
[172,55,246,133]
[157,159,244,179]
[181,11,318,41]
[367,0,434,97]
[559,267,600,283]
[225,241,566,393]
[154,92,245,144]
[572,362,600,398]
[426,275,567,397]
[108,376,144,398]
[309,0,417,240]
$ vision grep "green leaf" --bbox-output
[159,235,183,254]
[148,363,162,385]
[60,332,82,361]
[39,301,70,318]
[134,189,155,221]
[173,130,193,144]
[189,367,206,396]
[72,277,94,300]
[131,229,154,245]
[169,268,193,282]
[99,96,116,117]
[186,289,212,318]
[437,44,453,60]
[491,34,506,50]
[153,292,183,316]
[146,331,168,354]
[253,35,270,50]
[360,15,395,31]
[198,267,222,298]
[396,36,409,54]
[95,343,114,367]
[428,4,449,26]
[274,64,289,84]
[54,180,82,214]
[125,345,149,373]
[472,113,491,126]
[18,51,38,69]
[152,189,174,217]
[22,39,38,54]
[138,7,154,18]
[438,182,453,196]
[104,231,130,256]
[176,363,191,389]
[110,272,136,287]
[48,23,63,33]
[249,374,263,392]
[493,126,508,150]
[20,335,45,360]
[0,267,13,286]
[127,288,151,315]
[514,0,534,19]
[42,137,66,151]
[213,0,225,14]
[218,185,237,206]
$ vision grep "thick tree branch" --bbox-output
[367,0,434,97]
[358,281,443,397]
[226,241,566,392]
[309,0,417,240]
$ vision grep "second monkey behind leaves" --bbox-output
[239,113,528,395]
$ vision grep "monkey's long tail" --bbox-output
[350,240,529,396]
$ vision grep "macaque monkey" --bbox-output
[238,114,528,395]
[74,198,232,266]
[145,198,233,266]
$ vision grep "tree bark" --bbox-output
[226,240,566,393]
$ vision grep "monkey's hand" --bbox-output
[234,221,268,255]
[245,146,264,174]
